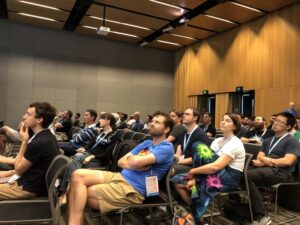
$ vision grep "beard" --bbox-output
[149,128,163,138]
[255,123,264,131]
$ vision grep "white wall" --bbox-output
[0,20,174,128]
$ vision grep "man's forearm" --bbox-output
[0,155,16,165]
[14,140,28,168]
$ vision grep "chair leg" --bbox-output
[247,194,254,225]
[274,187,278,217]
[119,212,124,225]
[210,198,215,225]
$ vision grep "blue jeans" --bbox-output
[60,152,91,192]
[171,142,242,224]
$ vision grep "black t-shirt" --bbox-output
[261,134,300,173]
[178,126,210,158]
[17,129,59,196]
[56,118,73,133]
[200,124,216,137]
[246,129,274,140]
[169,124,186,152]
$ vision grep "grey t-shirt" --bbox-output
[261,134,300,173]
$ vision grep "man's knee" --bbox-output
[71,169,87,183]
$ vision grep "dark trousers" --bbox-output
[58,142,77,156]
[247,166,291,219]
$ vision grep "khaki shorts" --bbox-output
[95,171,144,214]
[0,182,36,200]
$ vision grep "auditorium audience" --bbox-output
[285,102,297,118]
[131,111,144,132]
[0,102,59,200]
[200,112,216,138]
[172,113,245,224]
[66,112,174,225]
[59,109,98,156]
[117,113,128,129]
[240,116,274,144]
[54,110,73,134]
[167,110,186,151]
[73,112,81,127]
[247,112,300,225]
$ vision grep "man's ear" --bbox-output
[37,117,43,125]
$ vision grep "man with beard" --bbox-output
[67,112,174,225]
[241,116,274,144]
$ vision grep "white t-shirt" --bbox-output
[210,136,245,172]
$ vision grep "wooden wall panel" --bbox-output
[215,93,232,127]
[173,2,300,124]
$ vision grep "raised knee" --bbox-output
[71,169,86,182]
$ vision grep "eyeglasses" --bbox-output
[274,119,287,125]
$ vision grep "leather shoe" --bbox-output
[144,208,170,223]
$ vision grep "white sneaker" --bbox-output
[252,216,271,225]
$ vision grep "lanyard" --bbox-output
[258,129,267,138]
[183,125,198,152]
[268,133,289,155]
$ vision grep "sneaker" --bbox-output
[252,216,271,225]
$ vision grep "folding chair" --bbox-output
[101,157,179,225]
[131,132,146,143]
[0,155,70,224]
[210,153,254,225]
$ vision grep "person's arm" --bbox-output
[177,157,192,165]
[14,123,32,176]
[188,154,233,176]
[0,170,15,178]
[118,152,156,170]
[240,137,251,143]
[175,145,182,157]
[166,135,176,143]
[269,154,297,167]
[0,155,16,165]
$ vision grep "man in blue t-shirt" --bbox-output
[67,112,174,225]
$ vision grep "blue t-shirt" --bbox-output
[121,140,174,196]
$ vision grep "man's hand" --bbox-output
[76,147,86,153]
[83,155,95,165]
[186,178,196,190]
[252,159,265,167]
[19,122,29,142]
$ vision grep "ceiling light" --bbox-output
[179,17,189,24]
[230,2,263,13]
[162,25,173,33]
[204,14,236,24]
[170,34,196,40]
[157,40,181,46]
[89,16,151,31]
[18,1,61,11]
[83,25,96,30]
[149,0,184,11]
[18,13,56,21]
[140,41,149,47]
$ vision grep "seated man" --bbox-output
[241,116,274,144]
[59,109,98,156]
[54,110,73,134]
[248,112,300,225]
[0,102,59,200]
[200,112,216,138]
[67,112,174,225]
[174,108,210,175]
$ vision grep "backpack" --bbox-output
[109,139,138,172]
[172,205,195,225]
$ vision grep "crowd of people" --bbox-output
[0,101,299,225]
